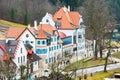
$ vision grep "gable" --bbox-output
[17,28,35,40]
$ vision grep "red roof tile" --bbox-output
[53,7,81,29]
[37,26,47,39]
[7,27,25,38]
[28,24,56,38]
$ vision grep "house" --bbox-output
[40,12,55,27]
[0,40,27,79]
[53,6,86,60]
[25,44,41,77]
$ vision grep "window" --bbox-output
[45,59,48,64]
[57,36,59,40]
[26,34,29,38]
[59,45,61,49]
[18,57,20,63]
[46,19,49,22]
[51,38,53,42]
[36,49,39,53]
[54,37,56,41]
[52,47,53,51]
[31,41,33,43]
[49,47,51,51]
[37,41,40,44]
[25,40,29,44]
[36,49,47,54]
[49,58,51,63]
[35,61,37,65]
[21,48,22,53]
[21,56,22,63]
[38,60,40,65]
[57,45,59,49]
[42,41,45,45]
[78,35,82,38]
[52,57,54,62]
[23,56,25,62]
[54,46,56,50]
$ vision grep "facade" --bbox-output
[41,6,86,60]
[53,6,86,60]
[0,40,27,79]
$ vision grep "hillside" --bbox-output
[0,0,120,25]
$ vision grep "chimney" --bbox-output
[63,6,66,12]
[34,20,38,30]
[28,24,31,28]
[68,5,70,12]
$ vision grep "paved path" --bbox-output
[72,63,120,77]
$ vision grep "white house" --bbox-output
[52,7,86,60]
[40,12,55,27]
[0,40,27,79]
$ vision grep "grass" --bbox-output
[0,19,26,28]
[75,68,120,80]
[112,52,120,59]
[64,58,111,72]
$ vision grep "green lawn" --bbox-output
[112,52,120,59]
[0,19,26,28]
[64,58,111,72]
[75,68,120,80]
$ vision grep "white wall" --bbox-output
[33,61,39,72]
[18,29,36,52]
[40,12,55,27]
[12,40,27,68]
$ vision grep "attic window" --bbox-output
[46,19,49,22]
[26,34,29,38]
[57,16,62,20]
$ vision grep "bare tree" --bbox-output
[80,0,116,59]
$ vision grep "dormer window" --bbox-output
[46,19,49,23]
[57,16,62,20]
[26,34,29,38]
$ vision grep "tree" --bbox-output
[3,58,16,80]
[80,0,116,59]
[23,13,28,25]
[10,8,15,21]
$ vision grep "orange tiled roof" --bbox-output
[28,24,56,36]
[38,24,56,35]
[37,26,47,39]
[53,7,81,29]
[7,27,25,38]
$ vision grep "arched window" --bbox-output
[46,19,49,23]
[26,34,29,38]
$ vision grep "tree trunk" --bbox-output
[99,44,103,58]
[94,40,98,60]
[104,49,110,72]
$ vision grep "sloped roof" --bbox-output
[59,31,67,38]
[0,40,19,60]
[27,54,41,62]
[53,7,81,29]
[37,26,47,39]
[38,24,56,35]
[7,27,25,38]
[28,24,56,39]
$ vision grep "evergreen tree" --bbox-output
[10,8,15,21]
[23,13,28,25]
